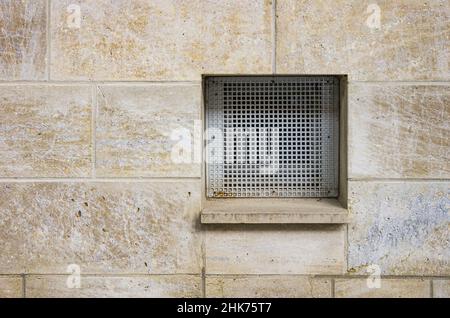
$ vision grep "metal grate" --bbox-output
[205,76,339,198]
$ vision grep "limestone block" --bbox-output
[0,276,23,298]
[0,182,202,274]
[0,85,92,177]
[26,275,201,298]
[205,225,345,275]
[348,181,449,275]
[349,84,450,179]
[51,0,272,80]
[206,275,331,298]
[0,0,47,80]
[433,280,450,298]
[96,84,201,177]
[276,0,449,80]
[335,278,430,298]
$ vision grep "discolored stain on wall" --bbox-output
[348,182,449,276]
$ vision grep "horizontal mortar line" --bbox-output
[2,80,447,85]
[348,178,450,182]
[21,273,202,277]
[349,80,450,85]
[0,80,201,85]
[0,177,201,183]
[202,274,450,279]
[4,273,448,280]
[325,275,447,280]
[204,274,340,279]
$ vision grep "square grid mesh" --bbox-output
[205,76,339,198]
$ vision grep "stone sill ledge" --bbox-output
[201,198,349,224]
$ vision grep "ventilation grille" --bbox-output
[205,76,339,198]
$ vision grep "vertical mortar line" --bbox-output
[271,0,277,74]
[92,84,97,178]
[331,278,335,298]
[47,0,51,81]
[22,274,26,298]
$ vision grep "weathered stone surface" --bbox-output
[0,0,47,80]
[51,0,272,80]
[0,182,201,274]
[201,198,349,224]
[26,275,201,298]
[433,280,450,298]
[206,276,331,298]
[348,182,449,276]
[0,85,92,177]
[349,84,450,179]
[96,85,201,177]
[0,276,22,298]
[335,278,430,298]
[205,225,345,275]
[276,0,449,81]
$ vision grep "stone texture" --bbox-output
[0,0,47,80]
[201,198,349,224]
[50,0,272,80]
[0,182,201,274]
[335,278,430,298]
[433,280,450,298]
[206,276,331,298]
[349,84,450,179]
[26,275,201,298]
[276,0,449,81]
[96,85,201,177]
[205,225,345,275]
[0,276,23,298]
[0,85,92,177]
[348,182,449,276]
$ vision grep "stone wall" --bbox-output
[0,0,448,298]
